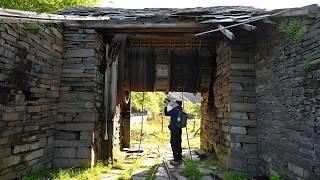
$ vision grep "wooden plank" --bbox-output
[217,24,235,40]
[64,22,208,29]
[200,18,235,24]
[240,23,257,31]
[108,57,118,118]
[104,44,110,140]
[100,27,212,33]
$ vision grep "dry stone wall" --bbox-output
[54,28,105,168]
[255,18,320,179]
[201,34,258,175]
[0,22,63,179]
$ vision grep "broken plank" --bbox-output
[217,24,235,40]
[240,23,257,31]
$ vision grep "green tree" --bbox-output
[183,101,200,119]
[131,92,166,119]
[0,0,100,13]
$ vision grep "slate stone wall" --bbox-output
[201,35,258,175]
[0,23,63,179]
[54,28,105,168]
[255,18,320,179]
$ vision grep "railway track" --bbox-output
[154,146,173,180]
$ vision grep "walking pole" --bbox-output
[161,113,164,132]
[182,91,192,161]
[185,123,192,160]
[193,118,196,132]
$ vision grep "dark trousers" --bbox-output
[170,129,182,161]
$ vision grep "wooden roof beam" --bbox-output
[64,22,208,29]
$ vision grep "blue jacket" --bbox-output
[164,106,182,131]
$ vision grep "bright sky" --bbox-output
[102,0,319,10]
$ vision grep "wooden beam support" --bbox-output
[239,23,257,31]
[64,21,209,29]
[217,24,235,40]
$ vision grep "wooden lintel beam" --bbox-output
[240,23,257,31]
[99,28,211,33]
[217,24,235,40]
[64,22,208,29]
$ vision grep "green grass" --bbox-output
[117,156,146,180]
[270,175,281,180]
[145,157,160,180]
[203,159,218,168]
[23,170,55,180]
[113,161,126,170]
[184,159,203,180]
[25,23,42,32]
[1,23,9,31]
[223,171,247,180]
[23,161,112,180]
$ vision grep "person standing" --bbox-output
[164,100,183,165]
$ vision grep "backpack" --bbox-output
[176,110,188,128]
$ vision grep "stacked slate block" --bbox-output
[255,18,320,179]
[0,22,63,179]
[55,28,105,167]
[228,36,257,175]
[201,40,232,166]
[200,36,258,175]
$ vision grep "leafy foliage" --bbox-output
[131,92,166,118]
[279,19,304,43]
[183,101,201,118]
[131,92,200,119]
[0,0,100,13]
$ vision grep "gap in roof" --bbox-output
[102,0,319,10]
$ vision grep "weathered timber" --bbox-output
[217,24,235,40]
[239,24,257,31]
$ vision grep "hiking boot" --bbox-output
[169,160,182,166]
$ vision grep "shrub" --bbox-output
[301,59,312,72]
[279,19,304,43]
[184,159,203,180]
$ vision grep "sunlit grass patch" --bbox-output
[23,161,111,180]
[117,155,146,180]
[184,159,203,180]
[113,161,126,170]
